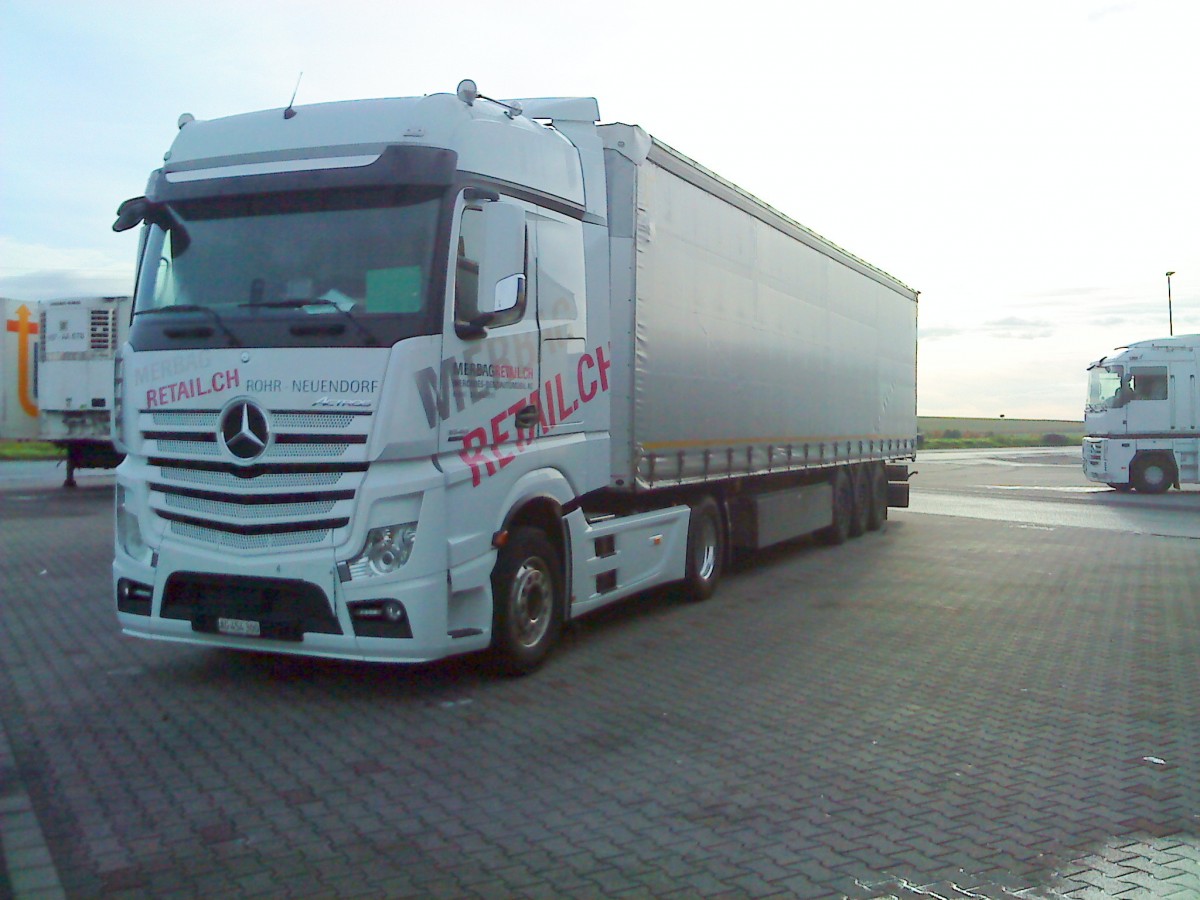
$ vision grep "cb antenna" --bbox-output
[283,72,304,119]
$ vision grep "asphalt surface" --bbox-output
[0,451,1197,898]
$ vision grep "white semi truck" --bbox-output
[111,82,918,672]
[1,295,129,485]
[1083,335,1200,492]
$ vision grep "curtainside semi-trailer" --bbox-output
[112,81,918,672]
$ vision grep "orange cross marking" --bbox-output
[5,304,40,417]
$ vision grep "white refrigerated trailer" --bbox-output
[112,82,918,672]
[1083,335,1200,492]
[2,296,128,485]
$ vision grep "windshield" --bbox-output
[133,186,444,347]
[1086,364,1123,412]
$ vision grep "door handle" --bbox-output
[514,405,540,429]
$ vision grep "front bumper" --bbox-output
[113,547,491,663]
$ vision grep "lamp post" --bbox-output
[1166,271,1175,336]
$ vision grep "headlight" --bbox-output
[347,523,417,579]
[115,485,148,560]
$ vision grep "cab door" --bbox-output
[532,211,588,438]
[1125,365,1170,435]
[437,192,540,483]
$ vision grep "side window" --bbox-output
[1129,366,1168,401]
[454,203,528,329]
[534,215,586,336]
[454,207,483,323]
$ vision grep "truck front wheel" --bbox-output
[490,527,562,675]
[1130,455,1174,494]
[682,496,724,602]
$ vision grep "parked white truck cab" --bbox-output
[112,82,918,672]
[1083,335,1200,492]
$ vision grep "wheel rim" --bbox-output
[695,516,718,581]
[510,558,553,648]
[1145,465,1166,487]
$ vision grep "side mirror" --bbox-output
[477,201,525,306]
[113,197,150,232]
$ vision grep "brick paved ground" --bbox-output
[0,481,1197,898]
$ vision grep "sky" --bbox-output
[2,0,1197,420]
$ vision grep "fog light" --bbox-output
[117,578,153,615]
[116,486,150,561]
[346,599,411,638]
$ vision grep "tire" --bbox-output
[866,463,888,531]
[490,527,562,675]
[819,468,853,545]
[849,466,870,537]
[1107,482,1134,493]
[1130,455,1174,494]
[682,496,724,602]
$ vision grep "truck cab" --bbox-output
[1083,335,1200,491]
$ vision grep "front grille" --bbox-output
[140,406,371,548]
[168,521,334,549]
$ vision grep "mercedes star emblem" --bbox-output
[219,400,270,460]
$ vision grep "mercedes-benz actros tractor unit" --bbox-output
[112,82,918,673]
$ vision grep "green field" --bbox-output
[0,441,65,460]
[918,416,1083,449]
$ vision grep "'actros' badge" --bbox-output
[219,400,270,460]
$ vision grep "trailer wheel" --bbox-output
[682,496,724,602]
[849,466,870,537]
[866,464,888,531]
[1130,454,1174,494]
[490,527,562,675]
[819,468,853,545]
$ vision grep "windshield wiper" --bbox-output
[135,304,241,347]
[240,299,380,346]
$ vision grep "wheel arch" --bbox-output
[494,467,575,616]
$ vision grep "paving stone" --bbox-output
[2,486,1198,899]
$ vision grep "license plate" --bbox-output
[217,617,261,637]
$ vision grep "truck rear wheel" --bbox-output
[490,527,562,675]
[682,496,724,602]
[849,466,870,537]
[1130,455,1174,494]
[866,464,888,531]
[819,468,853,545]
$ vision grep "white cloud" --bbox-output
[0,237,133,301]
